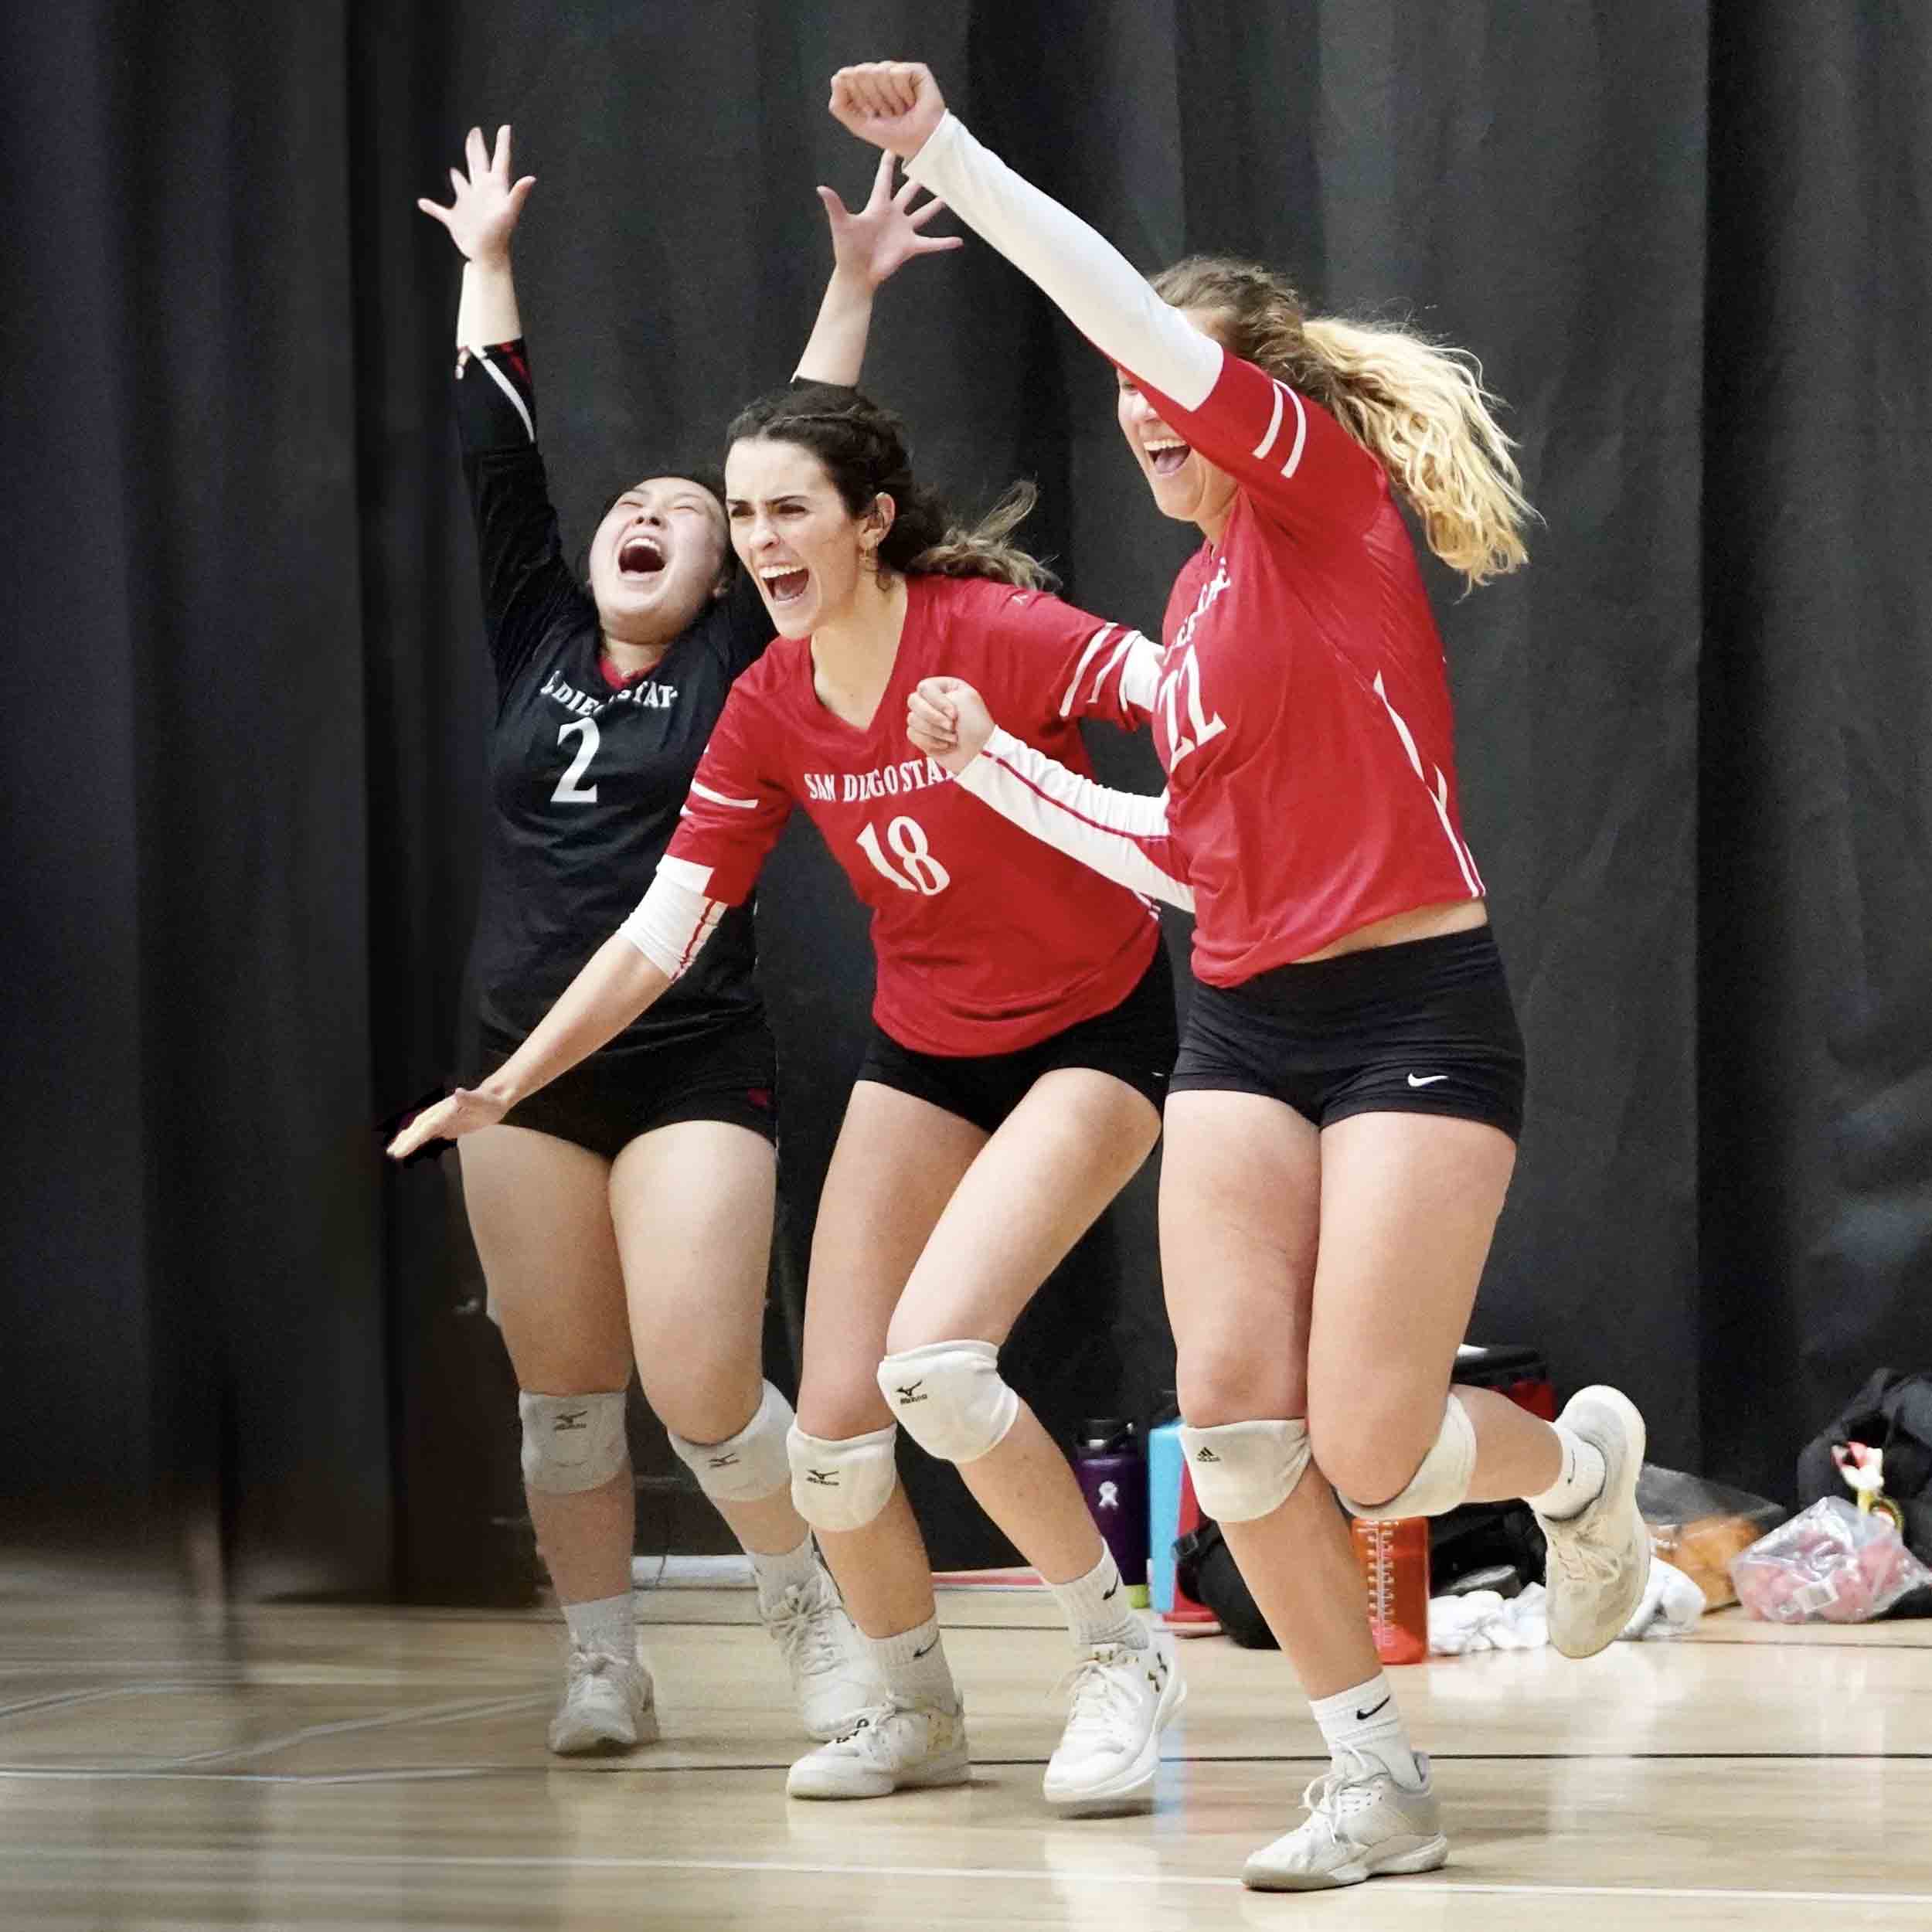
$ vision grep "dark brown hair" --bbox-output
[726,386,1056,590]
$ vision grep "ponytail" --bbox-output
[1151,257,1535,588]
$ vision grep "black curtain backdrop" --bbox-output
[4,1,1927,1595]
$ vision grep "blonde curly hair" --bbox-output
[1151,257,1536,587]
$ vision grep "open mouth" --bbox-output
[618,533,666,577]
[759,565,811,606]
[1145,437,1191,478]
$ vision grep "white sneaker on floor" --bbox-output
[1242,1748,1448,1892]
[547,1644,658,1755]
[761,1570,883,1741]
[1536,1384,1651,1658]
[1043,1634,1185,1815]
[784,1699,969,1799]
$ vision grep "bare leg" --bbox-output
[609,1120,804,1555]
[886,1068,1161,1585]
[797,1083,984,1638]
[1304,1112,1541,1509]
[1158,1090,1379,1696]
[459,1125,634,1606]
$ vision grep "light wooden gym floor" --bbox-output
[3,1562,1927,1930]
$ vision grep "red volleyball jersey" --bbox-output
[1140,352,1485,982]
[910,112,1487,987]
[661,573,1162,1056]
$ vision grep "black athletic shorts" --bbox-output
[855,945,1178,1135]
[474,1014,778,1162]
[1170,925,1525,1139]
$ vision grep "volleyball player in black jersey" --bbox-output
[418,124,959,1753]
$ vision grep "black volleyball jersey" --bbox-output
[457,339,771,1046]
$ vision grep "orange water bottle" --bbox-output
[1351,1516,1430,1665]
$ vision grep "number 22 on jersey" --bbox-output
[855,815,951,896]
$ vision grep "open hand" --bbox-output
[828,63,948,161]
[908,675,995,774]
[386,1085,509,1162]
[819,151,961,290]
[417,124,535,265]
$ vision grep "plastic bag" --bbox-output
[1637,1463,1787,1611]
[1730,1497,1932,1624]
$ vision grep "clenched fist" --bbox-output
[828,62,948,161]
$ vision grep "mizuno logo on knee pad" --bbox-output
[519,1389,626,1495]
[787,1423,899,1532]
[875,1342,1019,1465]
[665,1381,795,1505]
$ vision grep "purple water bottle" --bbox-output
[1074,1419,1149,1606]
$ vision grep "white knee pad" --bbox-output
[1340,1394,1477,1519]
[519,1389,628,1495]
[876,1340,1019,1465]
[1178,1418,1312,1523]
[787,1423,899,1532]
[666,1380,795,1505]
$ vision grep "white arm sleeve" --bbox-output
[956,728,1193,911]
[906,114,1223,410]
[617,855,728,980]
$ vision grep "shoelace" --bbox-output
[766,1583,844,1680]
[1299,1748,1394,1824]
[563,1647,631,1705]
[1053,1647,1144,1741]
[1547,1512,1625,1590]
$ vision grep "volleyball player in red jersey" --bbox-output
[413,127,960,1757]
[833,63,1655,1890]
[393,389,1190,1810]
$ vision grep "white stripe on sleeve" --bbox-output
[689,778,761,811]
[906,114,1223,412]
[1057,628,1163,720]
[619,858,726,980]
[955,727,1192,910]
[477,350,536,444]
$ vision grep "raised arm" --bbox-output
[828,67,1218,408]
[794,150,962,386]
[908,679,1192,910]
[419,124,536,353]
[829,66,1382,538]
[420,124,581,685]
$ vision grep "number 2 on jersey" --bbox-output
[552,718,600,804]
[855,815,951,896]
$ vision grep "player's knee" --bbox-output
[1175,1417,1312,1523]
[876,1340,1019,1464]
[519,1389,629,1495]
[665,1379,794,1505]
[787,1423,899,1532]
[1328,1395,1476,1519]
[1175,1342,1305,1431]
[794,1366,894,1445]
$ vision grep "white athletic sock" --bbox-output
[1049,1546,1147,1653]
[859,1615,957,1712]
[562,1592,635,1659]
[1526,1425,1608,1521]
[750,1535,822,1614]
[1310,1673,1422,1788]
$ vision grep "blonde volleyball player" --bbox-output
[830,61,1653,1891]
